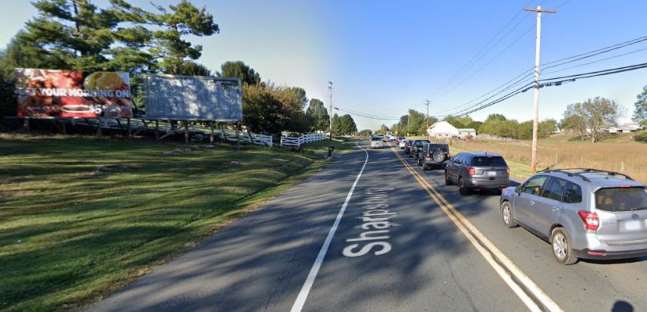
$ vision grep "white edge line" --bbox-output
[290,144,370,312]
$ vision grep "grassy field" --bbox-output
[0,134,347,311]
[449,134,647,183]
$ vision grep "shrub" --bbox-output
[634,131,647,143]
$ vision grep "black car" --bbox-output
[409,140,430,158]
[417,143,450,170]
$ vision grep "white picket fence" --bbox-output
[280,132,327,148]
[218,129,273,147]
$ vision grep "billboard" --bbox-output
[143,74,242,121]
[15,69,132,119]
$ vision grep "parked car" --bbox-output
[404,140,414,154]
[500,168,647,265]
[417,143,450,170]
[409,140,430,158]
[369,136,385,149]
[399,139,409,150]
[445,152,510,195]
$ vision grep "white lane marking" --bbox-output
[394,149,563,312]
[290,145,369,312]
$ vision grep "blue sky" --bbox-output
[2,0,647,130]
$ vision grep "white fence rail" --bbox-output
[280,132,327,148]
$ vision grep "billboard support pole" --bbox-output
[155,120,160,140]
[209,121,215,144]
[221,123,227,141]
[127,118,131,138]
[236,122,241,151]
[184,121,190,144]
[96,118,103,137]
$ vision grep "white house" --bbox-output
[606,122,644,134]
[457,128,477,138]
[427,121,477,138]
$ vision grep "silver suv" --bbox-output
[500,169,647,265]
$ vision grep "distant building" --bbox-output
[606,123,644,134]
[458,128,477,138]
[427,121,476,139]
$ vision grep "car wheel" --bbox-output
[500,201,517,228]
[551,228,578,265]
[458,177,471,195]
[445,170,453,185]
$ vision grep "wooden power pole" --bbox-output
[524,5,556,173]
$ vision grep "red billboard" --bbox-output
[15,69,132,119]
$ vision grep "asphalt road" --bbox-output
[89,146,647,312]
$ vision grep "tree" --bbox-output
[305,98,329,131]
[331,114,356,135]
[479,114,520,138]
[242,84,289,134]
[339,114,357,135]
[358,129,372,137]
[539,119,558,138]
[444,115,473,129]
[563,97,618,143]
[242,83,312,135]
[633,86,647,125]
[560,114,587,139]
[375,124,389,135]
[150,0,219,74]
[219,61,261,85]
[331,114,341,135]
[406,109,426,135]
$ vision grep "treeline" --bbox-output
[385,109,556,139]
[0,0,351,136]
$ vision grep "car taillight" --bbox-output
[506,167,510,175]
[467,167,476,176]
[577,211,599,232]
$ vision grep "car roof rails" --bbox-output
[577,168,635,181]
[539,168,634,182]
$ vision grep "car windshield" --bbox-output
[371,137,381,141]
[595,187,647,211]
[470,156,507,167]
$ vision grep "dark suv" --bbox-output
[417,143,450,170]
[409,140,429,158]
[445,152,510,195]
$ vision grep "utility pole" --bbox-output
[524,5,556,173]
[328,81,333,140]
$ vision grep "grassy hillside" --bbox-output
[0,134,341,311]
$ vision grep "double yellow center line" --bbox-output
[392,148,562,312]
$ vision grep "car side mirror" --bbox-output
[515,185,522,194]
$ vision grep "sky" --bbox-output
[1,0,647,130]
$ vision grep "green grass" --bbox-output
[0,134,330,312]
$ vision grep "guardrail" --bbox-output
[280,132,327,148]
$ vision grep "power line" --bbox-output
[543,45,647,75]
[451,61,647,117]
[333,107,401,121]
[441,33,647,117]
[436,67,534,116]
[436,24,535,102]
[542,35,647,70]
[434,1,533,99]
